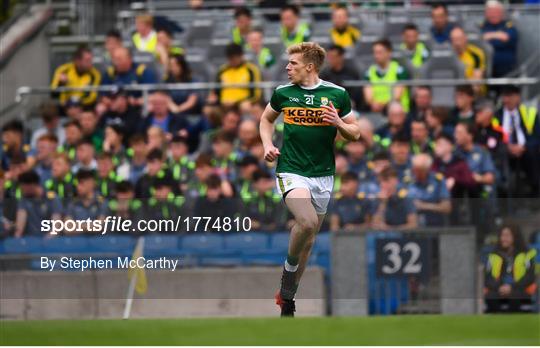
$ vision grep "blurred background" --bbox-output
[0,0,539,319]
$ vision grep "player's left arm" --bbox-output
[321,101,361,141]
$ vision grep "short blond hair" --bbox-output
[287,42,326,71]
[136,14,154,26]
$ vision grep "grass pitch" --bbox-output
[1,314,539,345]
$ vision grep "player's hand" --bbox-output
[321,101,341,126]
[263,144,281,162]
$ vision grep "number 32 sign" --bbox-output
[375,238,430,278]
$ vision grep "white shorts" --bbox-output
[275,172,334,215]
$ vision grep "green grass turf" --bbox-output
[1,314,539,345]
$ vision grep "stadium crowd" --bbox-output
[1,2,539,242]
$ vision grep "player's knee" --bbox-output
[296,217,318,234]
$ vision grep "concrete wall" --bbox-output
[0,10,51,121]
[0,266,326,320]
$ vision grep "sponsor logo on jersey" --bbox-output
[321,97,328,106]
[282,107,339,126]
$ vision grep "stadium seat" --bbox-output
[3,237,43,254]
[182,234,225,255]
[223,232,269,252]
[41,236,90,254]
[198,256,244,267]
[384,17,409,43]
[419,50,465,107]
[144,234,183,256]
[185,19,215,47]
[269,232,290,253]
[87,235,135,254]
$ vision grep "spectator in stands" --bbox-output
[329,5,361,49]
[156,28,184,68]
[236,119,260,157]
[450,84,476,125]
[96,152,121,198]
[0,169,15,237]
[374,101,410,149]
[209,43,261,107]
[104,29,123,63]
[100,89,142,143]
[141,90,188,137]
[79,109,104,152]
[193,174,237,226]
[14,170,61,237]
[246,28,276,70]
[135,148,173,198]
[485,224,537,313]
[410,120,433,155]
[474,98,505,156]
[165,55,201,115]
[495,85,540,196]
[59,120,82,162]
[30,102,66,149]
[146,126,167,152]
[63,97,83,120]
[231,7,252,47]
[481,0,518,77]
[450,27,486,95]
[51,45,101,108]
[45,153,75,200]
[407,86,432,121]
[426,106,454,138]
[344,139,371,181]
[333,152,350,193]
[211,131,240,182]
[430,3,455,44]
[408,153,451,227]
[3,155,26,199]
[330,172,370,232]
[320,44,363,109]
[72,139,97,173]
[455,122,496,193]
[101,47,158,99]
[371,167,417,230]
[389,133,413,183]
[168,135,194,193]
[280,5,311,48]
[132,13,158,54]
[126,134,147,184]
[235,155,259,199]
[1,120,31,171]
[147,176,185,221]
[65,169,107,233]
[32,134,58,186]
[103,129,124,162]
[400,23,430,69]
[246,169,283,231]
[364,39,409,113]
[432,133,477,197]
[107,181,143,234]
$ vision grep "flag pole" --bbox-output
[123,270,137,319]
[123,236,145,319]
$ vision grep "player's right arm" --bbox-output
[259,103,281,162]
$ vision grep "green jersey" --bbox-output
[270,79,353,177]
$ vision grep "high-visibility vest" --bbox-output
[257,47,274,68]
[487,249,538,295]
[400,42,427,68]
[280,22,310,47]
[368,61,410,112]
[232,27,245,46]
[132,32,158,53]
[492,104,538,138]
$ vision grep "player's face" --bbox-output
[286,53,310,84]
